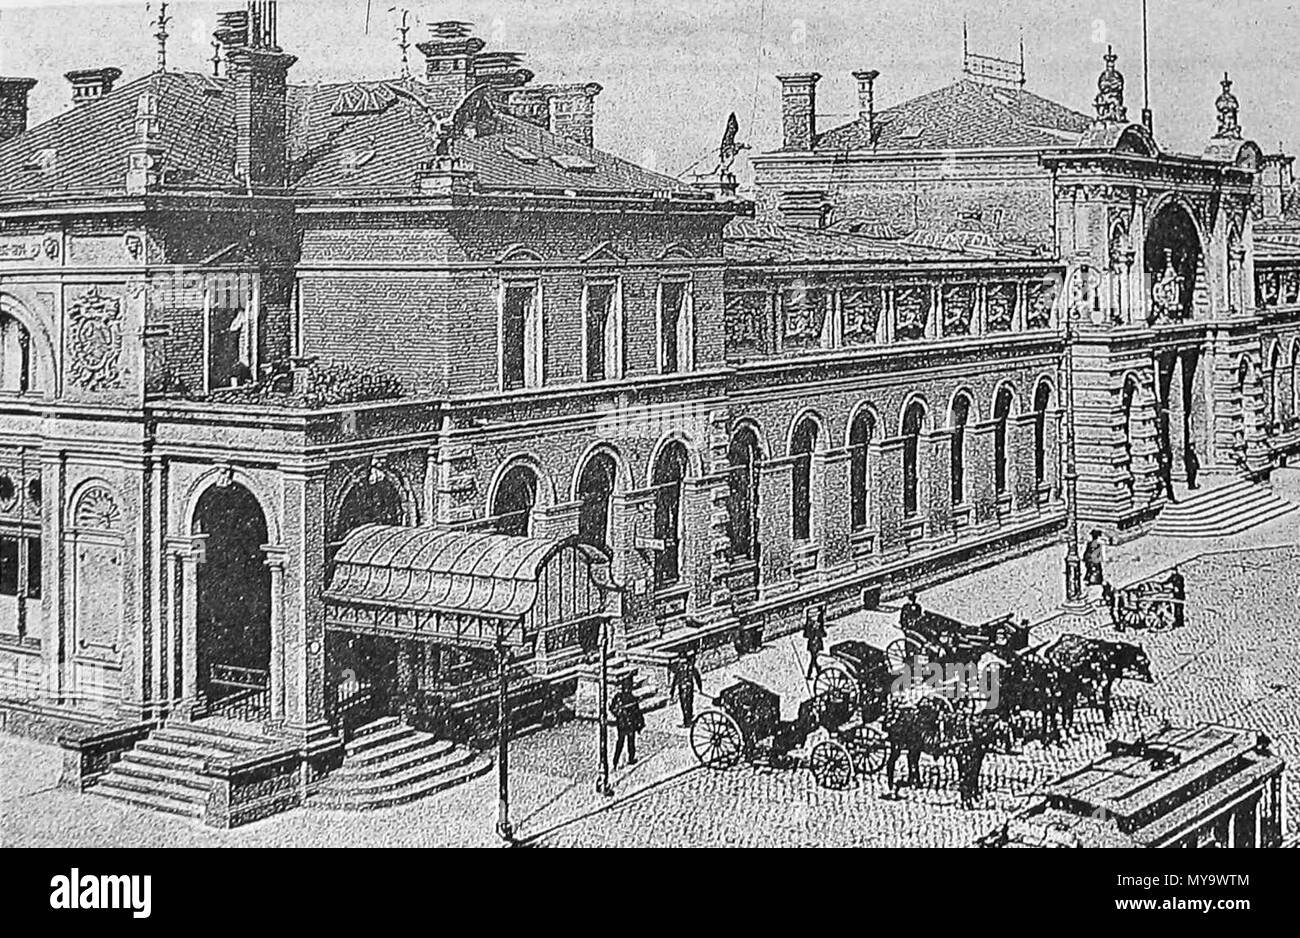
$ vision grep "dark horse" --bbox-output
[1042,634,1154,728]
[994,652,1071,746]
[882,698,1016,808]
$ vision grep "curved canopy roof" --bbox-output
[325,524,615,624]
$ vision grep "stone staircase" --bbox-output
[308,717,492,811]
[91,720,279,820]
[1151,479,1298,539]
[572,655,670,721]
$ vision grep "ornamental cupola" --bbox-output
[1214,72,1242,140]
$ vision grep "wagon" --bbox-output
[813,640,895,723]
[1110,573,1183,633]
[887,611,1029,671]
[689,675,890,789]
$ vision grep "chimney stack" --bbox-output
[777,73,820,151]
[217,2,296,189]
[853,70,880,144]
[1259,150,1295,219]
[65,67,122,106]
[417,21,485,115]
[0,77,38,143]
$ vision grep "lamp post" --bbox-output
[1062,268,1085,607]
[495,637,514,844]
[595,616,614,797]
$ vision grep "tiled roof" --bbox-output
[0,71,237,199]
[723,218,1046,265]
[815,79,1091,152]
[0,71,690,203]
[288,80,690,196]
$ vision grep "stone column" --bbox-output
[611,489,655,649]
[176,535,207,718]
[876,439,906,555]
[968,422,999,528]
[263,545,287,724]
[1011,413,1040,513]
[814,448,852,573]
[281,469,333,748]
[923,430,954,540]
[757,459,794,592]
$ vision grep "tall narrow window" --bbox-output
[577,453,617,550]
[1034,384,1053,486]
[492,465,538,537]
[994,387,1015,496]
[727,429,761,561]
[903,402,925,519]
[790,418,818,543]
[0,537,18,596]
[660,280,691,374]
[949,395,971,506]
[0,314,37,393]
[849,410,874,532]
[26,537,42,599]
[502,283,541,391]
[652,443,689,587]
[584,282,619,382]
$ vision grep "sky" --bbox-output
[0,0,1297,186]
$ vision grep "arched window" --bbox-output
[329,474,406,573]
[949,395,971,506]
[0,313,37,393]
[652,443,689,587]
[994,387,1015,496]
[726,429,761,561]
[492,464,538,537]
[1034,383,1053,486]
[790,418,818,542]
[902,401,926,519]
[849,410,875,532]
[577,453,618,550]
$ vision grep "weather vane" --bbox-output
[393,8,414,80]
[152,1,173,73]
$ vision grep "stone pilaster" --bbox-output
[814,448,852,572]
[757,459,794,593]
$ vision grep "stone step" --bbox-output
[135,739,220,766]
[350,716,402,740]
[92,780,206,819]
[153,725,270,755]
[345,724,419,756]
[322,746,480,794]
[113,755,215,793]
[340,738,458,779]
[1156,500,1297,537]
[93,771,209,810]
[1153,482,1297,538]
[310,755,493,812]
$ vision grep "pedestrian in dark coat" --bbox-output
[1169,567,1186,630]
[1185,443,1201,491]
[803,606,827,680]
[900,592,923,634]
[668,650,703,728]
[611,677,645,768]
[1083,531,1105,587]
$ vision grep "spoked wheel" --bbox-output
[886,638,916,673]
[813,664,859,708]
[1149,600,1175,633]
[690,710,744,770]
[809,739,855,790]
[853,724,889,775]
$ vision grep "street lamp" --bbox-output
[1061,266,1085,607]
[595,616,614,798]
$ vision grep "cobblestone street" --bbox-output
[3,515,1298,848]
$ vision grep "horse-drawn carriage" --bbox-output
[688,678,890,789]
[887,611,1030,671]
[1107,569,1185,633]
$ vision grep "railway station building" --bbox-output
[0,6,1297,820]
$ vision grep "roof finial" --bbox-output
[152,1,172,73]
[394,8,414,80]
[1214,71,1241,140]
[1094,45,1128,123]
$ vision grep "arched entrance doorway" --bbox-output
[577,452,618,550]
[1144,202,1202,324]
[193,483,271,717]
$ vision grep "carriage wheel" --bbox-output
[690,710,744,770]
[810,740,855,790]
[886,638,915,673]
[814,664,859,708]
[1150,600,1175,633]
[855,725,889,776]
[1118,602,1144,633]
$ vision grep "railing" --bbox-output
[207,664,270,723]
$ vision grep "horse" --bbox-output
[1042,634,1154,728]
[882,697,1015,808]
[993,651,1071,746]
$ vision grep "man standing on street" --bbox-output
[1083,530,1105,587]
[611,675,645,768]
[1170,567,1186,630]
[900,592,923,635]
[668,649,703,728]
[1185,442,1201,491]
[803,606,827,680]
